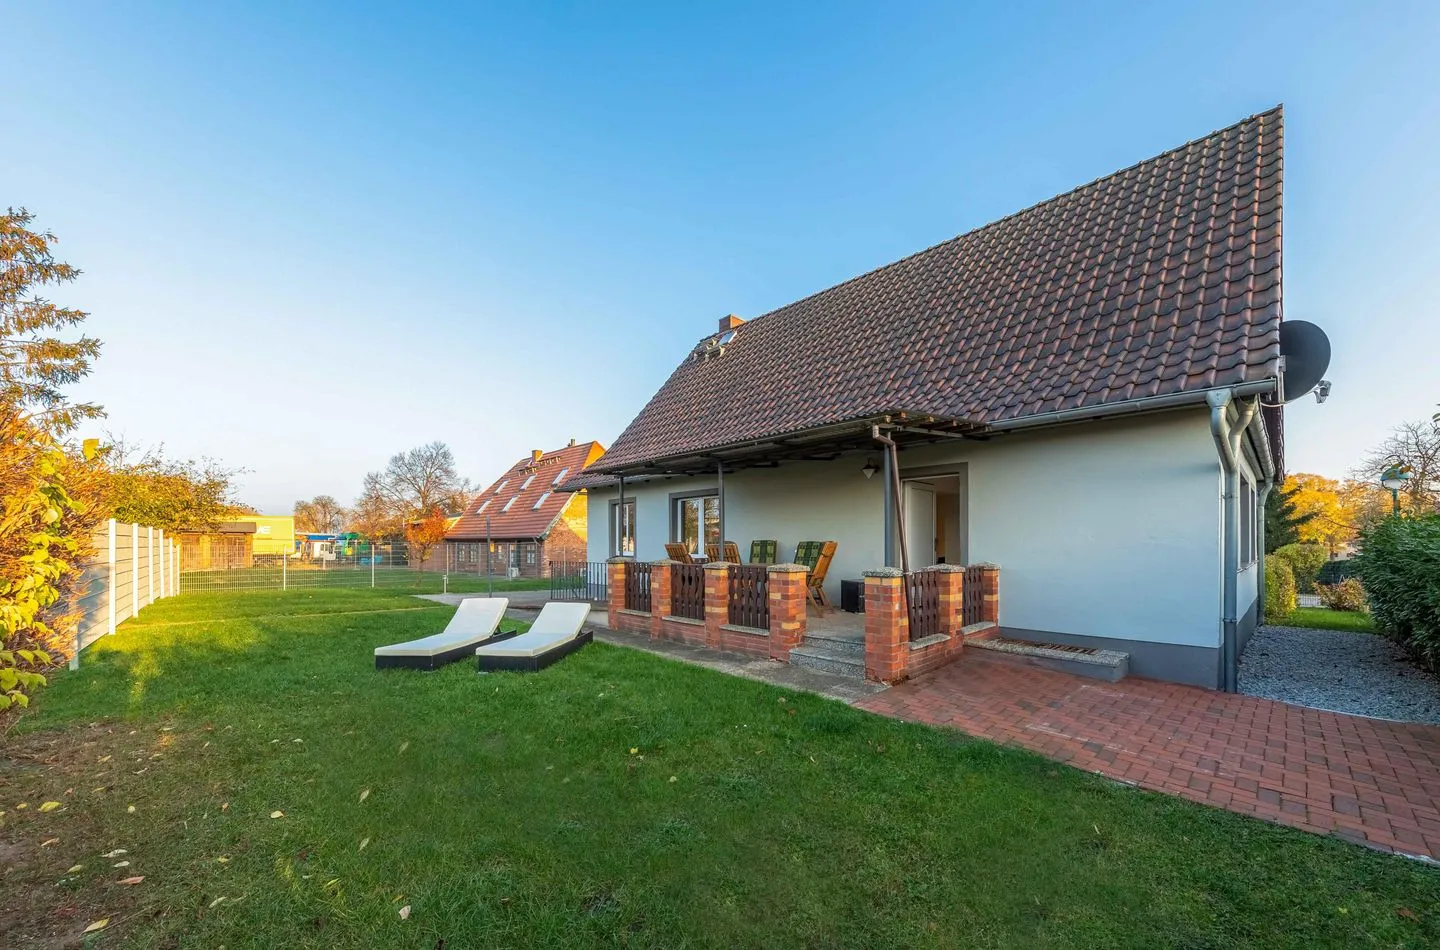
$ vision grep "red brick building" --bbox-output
[445,440,605,578]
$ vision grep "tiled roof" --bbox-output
[591,108,1283,475]
[447,441,604,540]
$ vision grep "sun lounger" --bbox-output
[475,602,593,673]
[374,597,514,670]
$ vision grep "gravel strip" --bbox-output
[1240,624,1440,724]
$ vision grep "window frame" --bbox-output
[610,498,636,557]
[668,489,720,557]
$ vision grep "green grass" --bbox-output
[4,591,1436,948]
[1280,607,1378,633]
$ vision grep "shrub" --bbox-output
[1273,543,1328,593]
[1264,554,1296,619]
[1355,515,1440,672]
[1316,558,1360,585]
[1316,578,1368,613]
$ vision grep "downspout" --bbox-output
[872,426,909,576]
[716,462,725,557]
[1208,391,1257,693]
[617,475,626,557]
[881,444,895,567]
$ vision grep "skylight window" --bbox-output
[495,479,509,494]
[475,499,490,515]
[501,496,517,512]
[520,474,536,489]
[532,491,551,510]
[552,467,569,486]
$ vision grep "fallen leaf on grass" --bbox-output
[118,876,144,885]
[102,849,127,858]
[83,919,109,934]
[68,864,85,873]
[41,837,59,847]
[98,755,112,763]
[1397,907,1419,921]
[39,801,62,812]
[358,789,370,803]
[113,861,129,868]
[209,896,226,909]
[358,838,370,852]
[398,905,411,920]
[270,811,284,819]
[216,856,229,863]
[126,805,136,813]
[398,741,409,755]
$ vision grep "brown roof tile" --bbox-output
[592,108,1284,475]
[447,441,604,540]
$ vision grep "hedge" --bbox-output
[1355,515,1440,672]
[1264,554,1296,619]
[1273,543,1327,594]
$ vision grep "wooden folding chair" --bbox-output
[723,541,742,563]
[665,542,695,564]
[795,541,837,613]
[748,540,777,564]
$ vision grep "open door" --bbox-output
[903,481,937,569]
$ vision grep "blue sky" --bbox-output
[6,1,1439,512]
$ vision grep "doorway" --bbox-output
[899,473,966,568]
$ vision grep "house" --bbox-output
[446,440,606,578]
[177,514,296,570]
[567,108,1309,691]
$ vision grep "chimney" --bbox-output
[718,314,745,333]
[531,449,543,462]
[568,438,576,447]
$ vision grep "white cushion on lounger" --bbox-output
[475,602,590,658]
[374,597,508,658]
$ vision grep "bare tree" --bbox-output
[1354,419,1440,515]
[346,490,401,541]
[361,442,472,520]
[293,494,346,533]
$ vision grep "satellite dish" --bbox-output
[1279,320,1332,402]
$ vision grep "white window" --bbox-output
[612,499,636,557]
[532,491,551,510]
[552,467,570,486]
[501,495,518,512]
[495,479,509,494]
[520,473,536,489]
[475,498,490,515]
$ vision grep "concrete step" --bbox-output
[967,634,1129,682]
[801,631,865,658]
[789,644,865,679]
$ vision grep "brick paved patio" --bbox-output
[857,652,1440,861]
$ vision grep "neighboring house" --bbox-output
[568,108,1309,690]
[178,514,296,570]
[446,440,606,578]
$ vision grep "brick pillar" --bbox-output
[606,556,630,623]
[972,563,1000,624]
[931,564,966,658]
[766,563,808,661]
[649,559,674,639]
[703,561,730,649]
[863,568,908,684]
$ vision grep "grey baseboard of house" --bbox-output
[997,626,1221,689]
[1236,598,1259,655]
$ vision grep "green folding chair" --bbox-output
[749,540,777,565]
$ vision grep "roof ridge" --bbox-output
[726,105,1283,335]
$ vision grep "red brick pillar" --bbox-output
[766,563,808,661]
[932,564,966,658]
[703,561,730,650]
[606,557,630,624]
[649,559,674,640]
[972,563,1000,625]
[864,568,909,684]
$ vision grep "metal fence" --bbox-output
[178,541,478,594]
[550,560,609,602]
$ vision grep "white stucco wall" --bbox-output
[587,408,1228,650]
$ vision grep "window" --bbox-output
[552,467,569,486]
[475,498,490,515]
[525,543,537,565]
[495,479,509,494]
[520,474,536,489]
[611,499,636,557]
[532,491,551,510]
[673,494,719,556]
[501,495,517,512]
[1240,479,1255,566]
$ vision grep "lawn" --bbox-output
[1280,607,1378,633]
[176,567,552,595]
[3,591,1436,948]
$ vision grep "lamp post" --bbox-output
[1380,465,1412,516]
